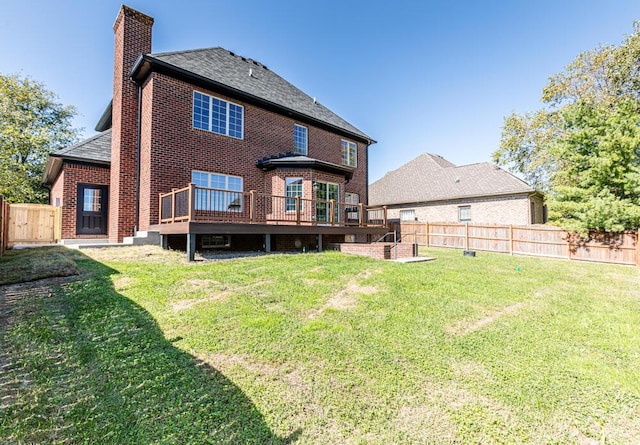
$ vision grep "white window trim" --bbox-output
[458,205,471,222]
[192,170,244,212]
[341,140,357,167]
[193,91,244,139]
[285,177,304,213]
[400,209,416,222]
[294,124,308,155]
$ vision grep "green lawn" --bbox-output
[1,245,639,443]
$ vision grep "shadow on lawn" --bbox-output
[1,249,299,444]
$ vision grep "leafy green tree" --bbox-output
[493,23,640,232]
[549,99,640,232]
[0,73,78,203]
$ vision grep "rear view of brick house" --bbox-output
[43,5,386,256]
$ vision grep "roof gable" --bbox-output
[132,47,373,143]
[42,130,111,185]
[369,153,535,206]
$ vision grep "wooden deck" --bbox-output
[154,184,389,234]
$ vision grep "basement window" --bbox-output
[202,235,231,249]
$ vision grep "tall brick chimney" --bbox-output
[109,5,153,242]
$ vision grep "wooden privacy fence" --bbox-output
[397,221,640,267]
[4,203,61,248]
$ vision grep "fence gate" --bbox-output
[7,203,61,248]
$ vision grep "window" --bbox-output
[202,235,231,249]
[83,188,103,212]
[458,205,471,222]
[192,171,243,211]
[341,140,357,167]
[285,178,303,211]
[193,91,244,139]
[294,124,308,155]
[400,209,416,221]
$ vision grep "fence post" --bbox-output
[636,229,640,268]
[509,225,513,256]
[465,223,469,250]
[425,222,429,247]
[54,206,62,242]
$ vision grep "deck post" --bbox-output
[250,190,257,222]
[188,183,195,222]
[161,234,168,250]
[329,200,335,226]
[383,206,388,227]
[358,203,365,227]
[265,234,272,252]
[158,193,163,224]
[171,188,177,223]
[317,234,323,252]
[186,233,196,262]
[295,196,301,225]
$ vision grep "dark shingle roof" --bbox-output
[42,130,111,185]
[140,47,373,142]
[53,130,111,163]
[369,153,535,206]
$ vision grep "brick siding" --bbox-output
[110,6,153,242]
[137,72,368,230]
[50,163,110,239]
[386,194,543,226]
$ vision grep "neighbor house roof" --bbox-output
[120,47,373,144]
[42,130,111,185]
[369,153,536,206]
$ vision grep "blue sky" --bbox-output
[1,1,638,182]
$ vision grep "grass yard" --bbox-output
[1,245,639,443]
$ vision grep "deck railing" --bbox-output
[159,184,387,227]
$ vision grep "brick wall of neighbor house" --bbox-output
[110,6,154,242]
[136,71,369,230]
[51,163,110,239]
[386,194,536,226]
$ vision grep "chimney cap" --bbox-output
[114,5,154,30]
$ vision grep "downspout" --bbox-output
[134,81,142,234]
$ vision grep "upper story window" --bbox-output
[192,170,243,211]
[193,91,244,139]
[294,124,308,155]
[341,140,357,167]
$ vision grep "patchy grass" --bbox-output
[1,245,639,443]
[0,247,79,285]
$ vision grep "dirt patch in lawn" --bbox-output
[308,269,381,319]
[447,302,525,336]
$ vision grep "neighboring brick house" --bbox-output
[369,153,545,226]
[43,5,385,257]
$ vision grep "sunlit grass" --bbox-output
[1,245,638,443]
